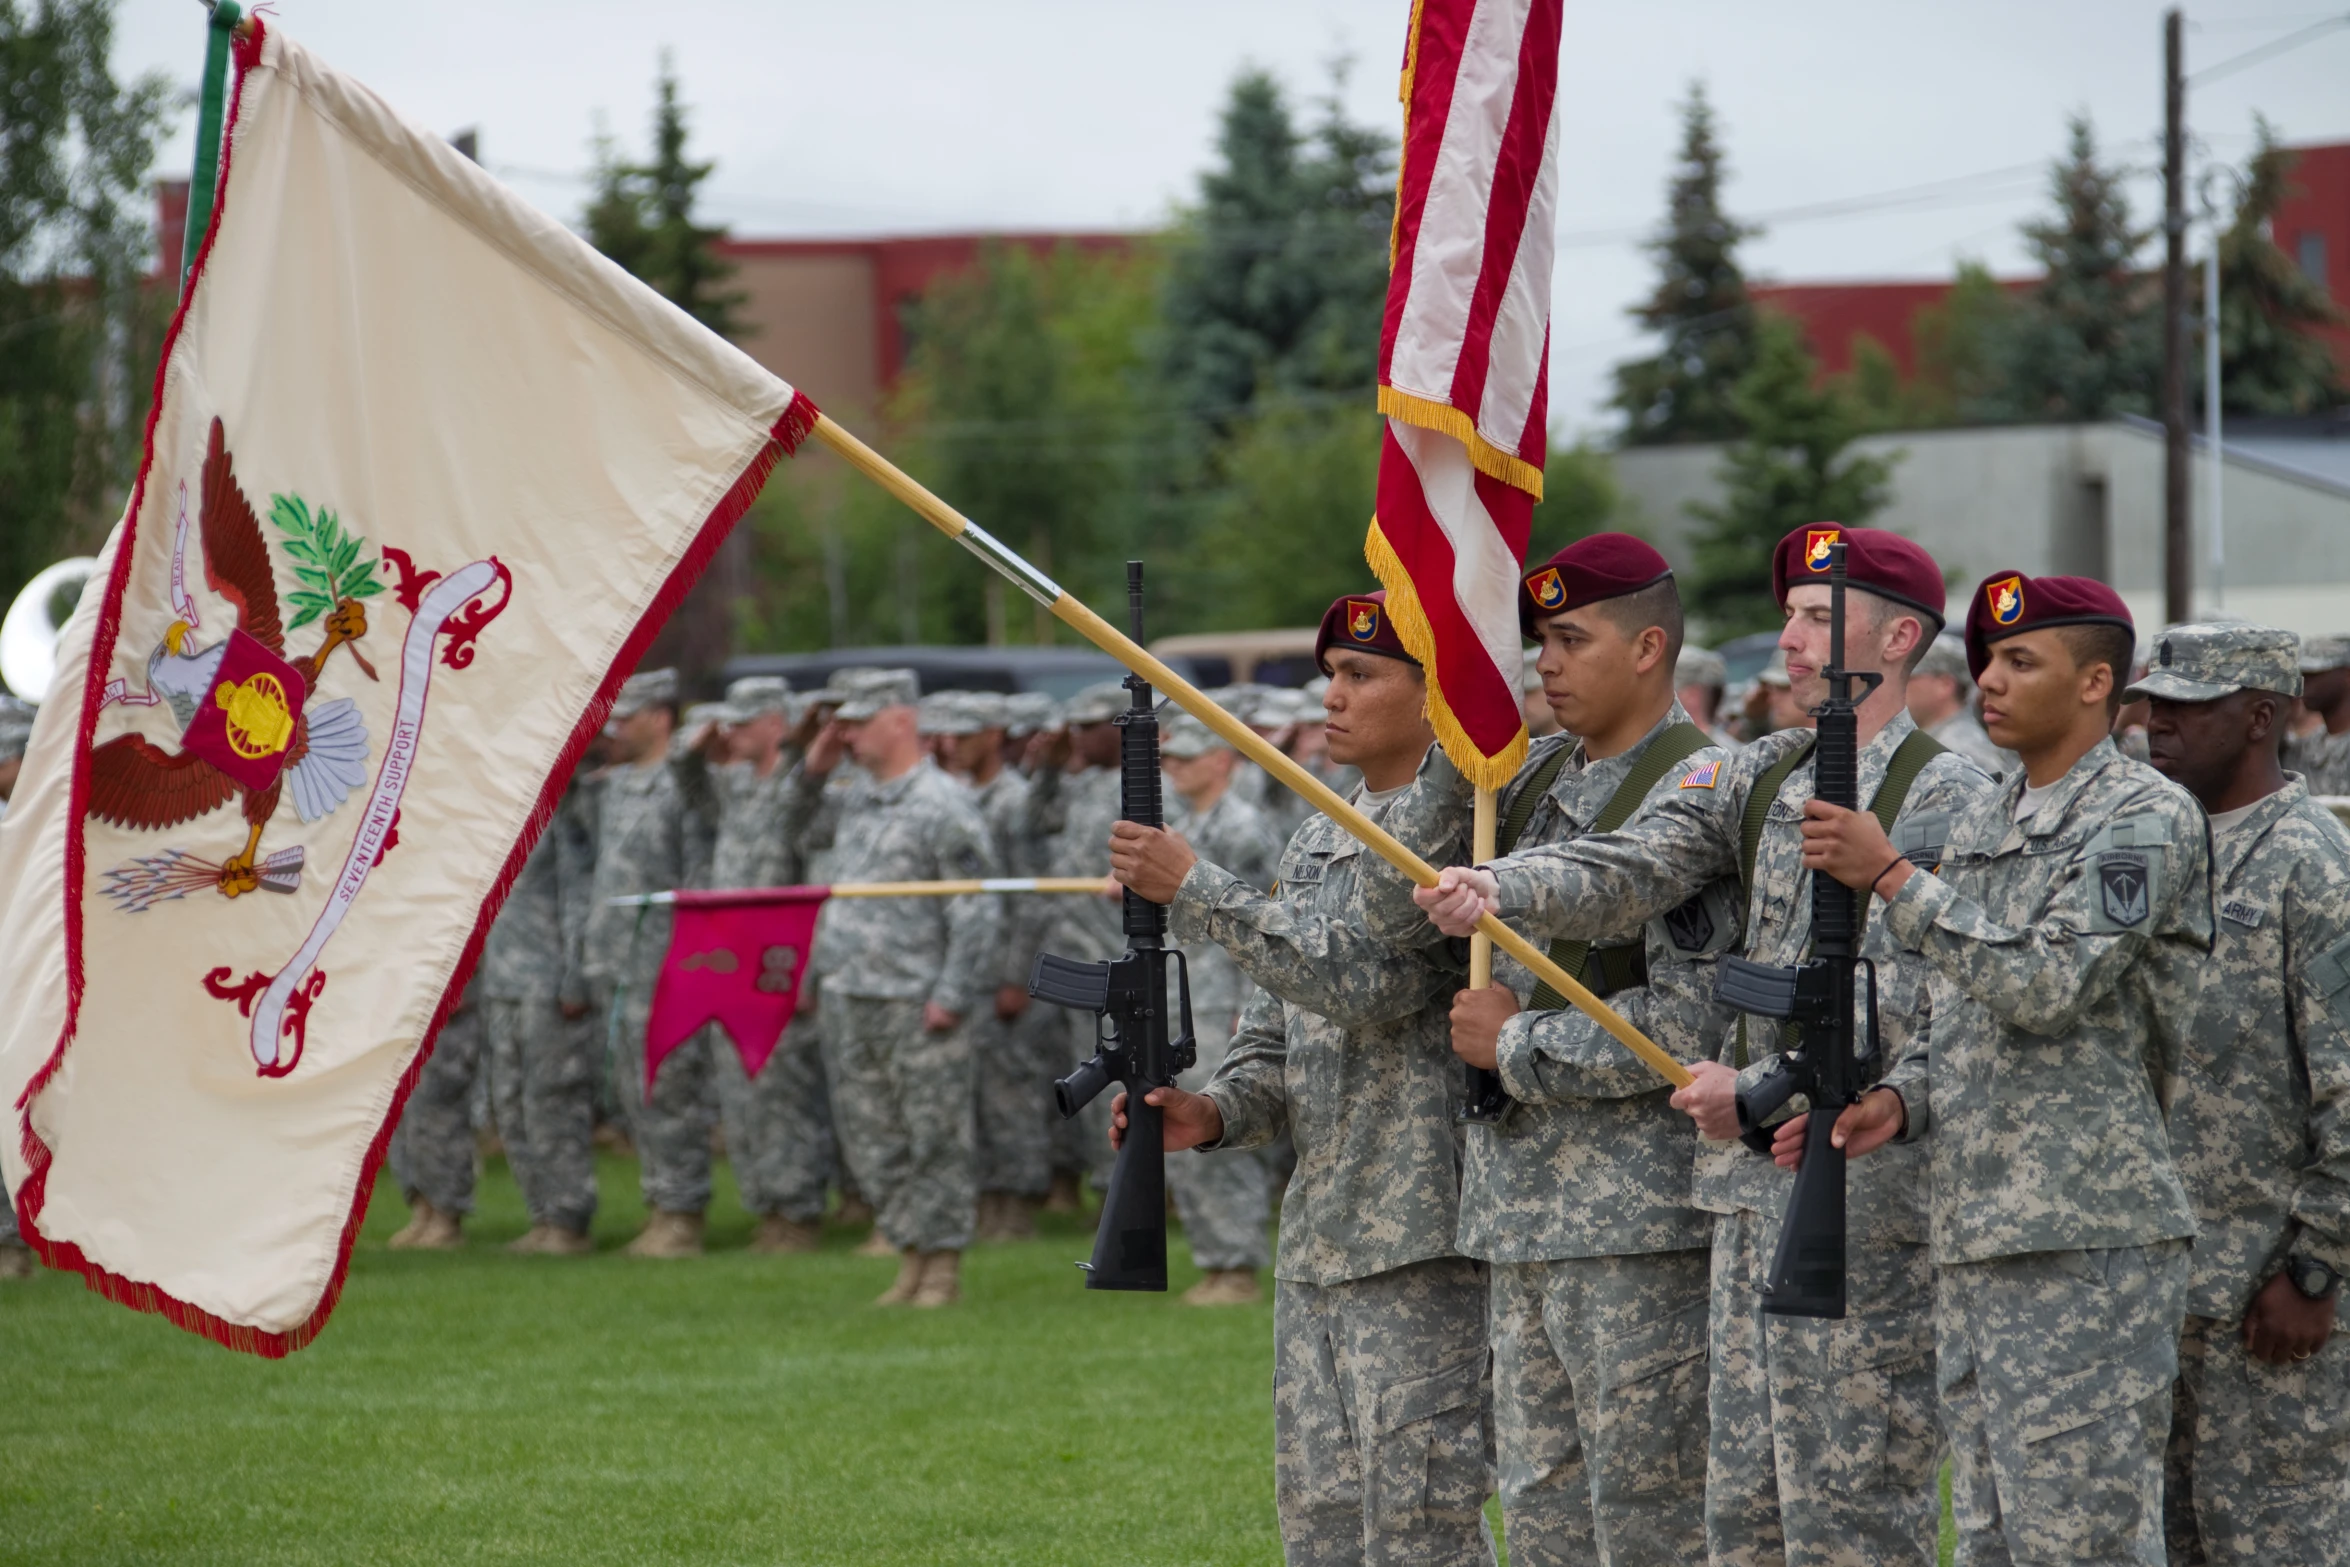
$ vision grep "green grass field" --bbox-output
[1,1155,1956,1565]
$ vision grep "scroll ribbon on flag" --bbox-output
[1365,0,1562,790]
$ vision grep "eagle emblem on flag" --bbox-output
[1804,528,1841,573]
[1348,600,1383,641]
[1988,576,2025,626]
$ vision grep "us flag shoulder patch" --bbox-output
[1679,760,1723,790]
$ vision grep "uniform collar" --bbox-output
[2001,734,2121,838]
[2211,775,2306,884]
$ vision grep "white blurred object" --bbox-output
[1,556,99,701]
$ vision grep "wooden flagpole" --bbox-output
[1468,787,1497,988]
[611,878,1115,907]
[808,414,1692,1089]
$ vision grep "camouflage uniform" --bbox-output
[583,745,716,1217]
[1175,786,1493,1567]
[1026,714,1127,1183]
[1876,737,2210,1566]
[1359,709,1732,1567]
[389,981,486,1216]
[2128,628,2350,1567]
[0,695,30,1260]
[482,781,599,1234]
[2283,729,2350,798]
[1483,712,1991,1567]
[1164,769,1284,1273]
[788,749,1000,1254]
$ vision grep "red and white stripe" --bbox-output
[1367,0,1559,788]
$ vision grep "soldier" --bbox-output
[1109,592,1492,1567]
[1525,646,1561,739]
[1792,571,2211,1566]
[1675,644,1737,750]
[1909,631,2016,776]
[786,668,1001,1307]
[386,983,488,1249]
[0,696,32,1278]
[1414,526,1991,1567]
[2284,635,2350,798]
[923,689,1052,1242]
[2127,624,2350,1566]
[1359,536,1731,1565]
[1153,709,1284,1305]
[482,770,599,1255]
[582,667,719,1259]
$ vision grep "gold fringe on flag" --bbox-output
[1377,387,1547,499]
[1366,514,1530,794]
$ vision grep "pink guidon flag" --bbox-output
[1365,0,1561,789]
[644,889,827,1090]
[0,19,818,1355]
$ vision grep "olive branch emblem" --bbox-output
[270,493,386,630]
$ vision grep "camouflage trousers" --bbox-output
[822,995,976,1253]
[1274,1256,1498,1567]
[1051,1009,1115,1185]
[388,1000,485,1216]
[1172,1144,1271,1272]
[972,1004,1052,1199]
[484,995,600,1234]
[1706,1208,1943,1567]
[598,972,717,1217]
[1487,1249,1708,1567]
[2165,1308,2350,1566]
[714,1013,834,1224]
[1940,1240,2187,1567]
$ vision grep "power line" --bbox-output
[2188,11,2350,82]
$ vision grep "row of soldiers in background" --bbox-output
[1092,533,2348,1567]
[363,654,1349,1307]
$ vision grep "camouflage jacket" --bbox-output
[1166,786,1284,1080]
[1026,764,1125,962]
[786,756,1001,1015]
[2284,727,2350,798]
[2163,778,2350,1315]
[695,757,796,891]
[1360,707,1731,1263]
[1484,712,1994,1245]
[1879,737,2210,1264]
[968,765,1038,990]
[582,752,693,987]
[1174,787,1466,1286]
[1927,708,2016,779]
[480,779,596,1006]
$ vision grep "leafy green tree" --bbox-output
[583,53,744,339]
[2208,119,2347,417]
[1187,404,1384,628]
[1611,82,1760,445]
[1156,68,1393,433]
[1910,261,2017,422]
[1687,314,1900,637]
[1983,116,2157,422]
[0,0,177,613]
[1529,441,1643,548]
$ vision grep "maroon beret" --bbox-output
[1963,570,2135,680]
[1519,533,1674,634]
[1315,590,1419,676]
[1771,524,1946,629]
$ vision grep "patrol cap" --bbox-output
[723,675,791,718]
[1300,675,1331,708]
[2299,634,2350,674]
[1254,687,1316,728]
[2123,622,2302,705]
[1315,590,1419,676]
[0,693,33,763]
[832,667,921,722]
[1519,533,1673,635]
[1756,650,1791,690]
[1062,681,1129,725]
[916,690,983,736]
[1914,632,1972,683]
[961,690,1011,730]
[1523,645,1546,690]
[1963,570,2134,680]
[1771,524,1946,629]
[681,700,732,734]
[610,667,680,718]
[1158,709,1231,759]
[1675,645,1727,690]
[1004,691,1059,737]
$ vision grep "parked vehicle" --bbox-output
[719,644,1203,701]
[1147,628,1322,688]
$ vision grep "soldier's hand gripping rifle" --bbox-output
[1712,537,1879,1320]
[1027,561,1196,1292]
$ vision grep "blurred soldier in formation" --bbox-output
[387,985,488,1250]
[582,668,720,1259]
[2286,635,2350,797]
[1524,645,1560,739]
[1909,631,2016,776]
[1674,643,1737,751]
[1151,710,1283,1305]
[0,696,33,1278]
[777,681,864,1233]
[787,669,1001,1307]
[1112,593,1493,1566]
[2133,625,2350,1566]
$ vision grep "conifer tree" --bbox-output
[2210,119,2347,416]
[584,54,745,340]
[1611,83,1760,445]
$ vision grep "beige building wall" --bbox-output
[726,250,882,423]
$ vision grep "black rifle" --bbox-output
[1027,560,1196,1292]
[1714,537,1880,1320]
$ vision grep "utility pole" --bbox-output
[2162,8,2192,625]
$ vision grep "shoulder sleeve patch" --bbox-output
[1649,877,1742,959]
[1891,810,1951,873]
[1679,760,1722,790]
[2308,930,2350,1001]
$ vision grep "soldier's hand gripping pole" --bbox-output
[1027,563,1197,1291]
[1716,538,1882,1319]
[808,414,1691,1092]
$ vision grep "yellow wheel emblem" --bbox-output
[214,673,296,759]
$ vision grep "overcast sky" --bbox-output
[116,1,2350,436]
